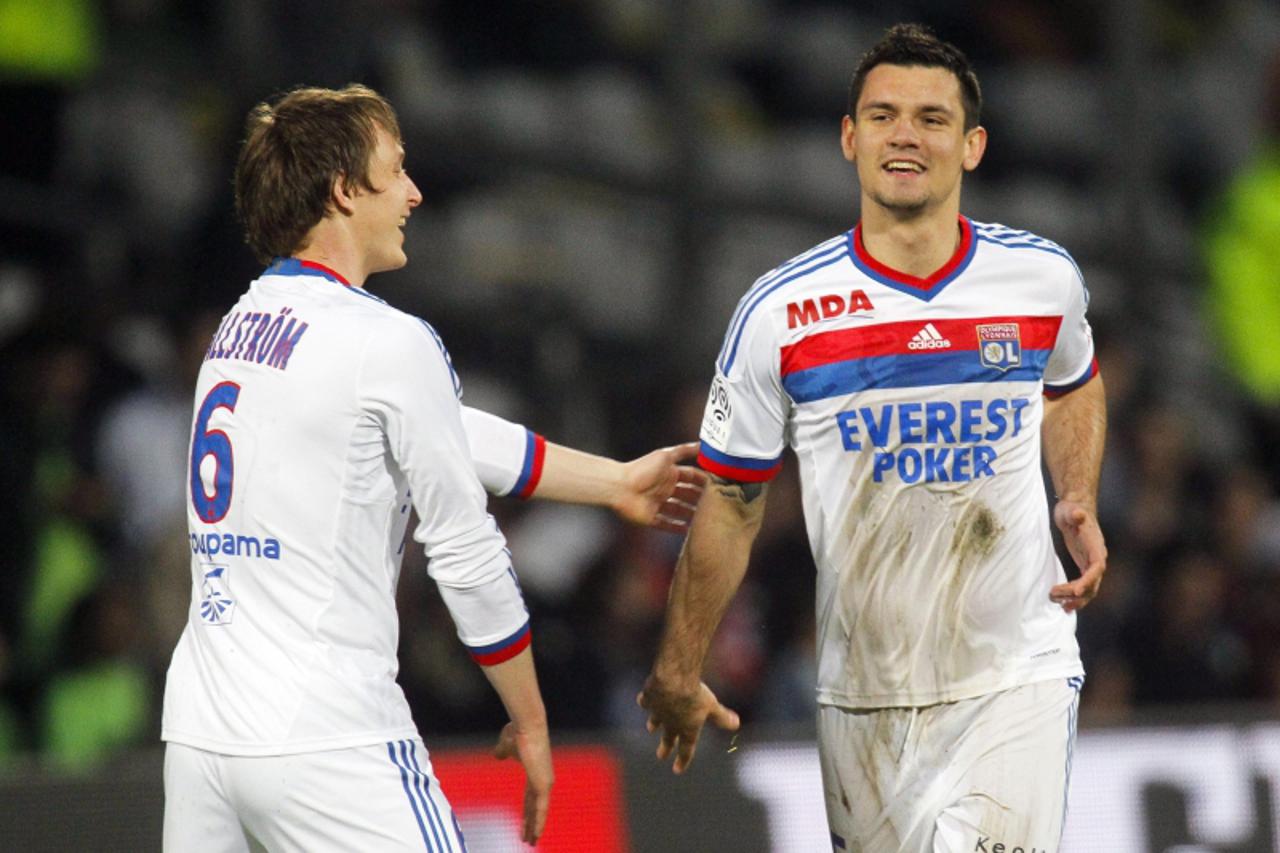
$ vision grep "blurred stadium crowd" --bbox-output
[3,0,1280,772]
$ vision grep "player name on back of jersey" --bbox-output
[205,306,310,370]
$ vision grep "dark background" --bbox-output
[3,0,1280,797]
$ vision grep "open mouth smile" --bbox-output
[883,160,925,174]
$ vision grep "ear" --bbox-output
[962,125,987,172]
[331,173,358,216]
[840,115,856,164]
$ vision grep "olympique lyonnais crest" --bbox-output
[976,323,1022,371]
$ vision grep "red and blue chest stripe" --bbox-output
[780,316,1062,403]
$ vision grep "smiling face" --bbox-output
[842,63,986,221]
[348,123,422,276]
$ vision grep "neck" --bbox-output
[296,223,367,287]
[857,203,962,279]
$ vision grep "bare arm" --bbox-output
[482,647,553,845]
[1042,374,1108,612]
[533,441,707,533]
[637,475,766,773]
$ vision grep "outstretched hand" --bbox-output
[1049,500,1108,613]
[493,721,554,845]
[614,442,707,533]
[637,677,740,775]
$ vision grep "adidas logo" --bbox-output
[907,323,952,350]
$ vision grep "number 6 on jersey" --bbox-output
[190,382,241,523]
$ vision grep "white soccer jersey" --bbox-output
[699,217,1096,709]
[163,259,533,756]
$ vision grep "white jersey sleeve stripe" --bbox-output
[719,243,851,373]
[414,318,462,398]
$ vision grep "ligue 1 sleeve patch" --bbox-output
[977,323,1022,372]
[200,566,236,625]
[701,376,734,448]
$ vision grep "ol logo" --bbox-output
[977,323,1022,371]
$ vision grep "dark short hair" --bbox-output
[847,23,982,131]
[234,84,402,263]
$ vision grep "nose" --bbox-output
[407,176,423,208]
[888,117,921,147]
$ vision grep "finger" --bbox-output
[1050,578,1092,600]
[673,730,700,774]
[676,466,709,486]
[523,784,550,845]
[651,517,688,535]
[657,729,678,761]
[707,701,741,733]
[656,501,697,526]
[661,496,698,516]
[1049,573,1102,610]
[670,442,701,463]
[668,499,700,519]
[672,482,703,501]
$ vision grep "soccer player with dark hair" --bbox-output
[639,24,1107,852]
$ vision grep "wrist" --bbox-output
[649,661,701,696]
[511,713,549,732]
[606,458,633,514]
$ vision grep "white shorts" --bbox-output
[818,677,1082,853]
[163,738,467,852]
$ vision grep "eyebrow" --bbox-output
[860,100,956,117]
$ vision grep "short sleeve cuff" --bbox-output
[1044,356,1099,399]
[697,442,783,483]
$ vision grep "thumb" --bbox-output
[493,723,517,761]
[708,701,741,732]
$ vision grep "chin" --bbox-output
[377,249,410,273]
[871,192,929,216]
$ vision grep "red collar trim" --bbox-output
[851,215,973,291]
[297,259,352,286]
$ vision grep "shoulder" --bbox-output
[741,232,853,307]
[969,220,1082,279]
[716,232,852,372]
[343,291,447,353]
[359,299,462,396]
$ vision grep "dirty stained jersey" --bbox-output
[697,216,1096,709]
